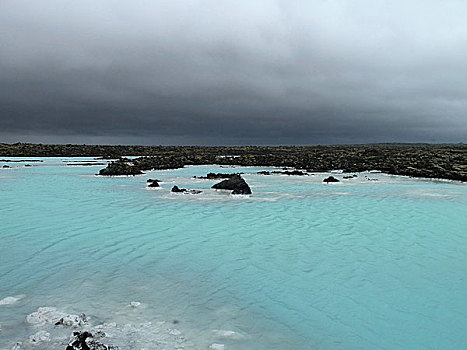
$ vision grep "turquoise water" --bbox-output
[1,158,466,349]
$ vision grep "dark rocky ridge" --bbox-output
[194,172,237,179]
[98,161,143,176]
[1,143,465,181]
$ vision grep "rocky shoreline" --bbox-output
[2,303,239,350]
[1,143,465,181]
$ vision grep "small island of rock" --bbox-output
[212,174,252,195]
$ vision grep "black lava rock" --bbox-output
[98,161,143,176]
[66,331,119,350]
[171,185,202,194]
[171,185,185,192]
[323,176,340,183]
[147,179,160,187]
[212,174,252,195]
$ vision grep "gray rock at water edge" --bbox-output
[323,176,340,183]
[212,174,252,195]
[66,331,120,350]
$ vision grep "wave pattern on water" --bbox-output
[1,160,466,349]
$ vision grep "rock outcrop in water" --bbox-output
[147,179,160,187]
[98,161,143,176]
[171,186,202,194]
[66,331,120,350]
[323,176,340,183]
[212,174,252,195]
[195,172,236,179]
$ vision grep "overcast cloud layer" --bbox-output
[1,0,466,145]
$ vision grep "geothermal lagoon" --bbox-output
[0,158,466,349]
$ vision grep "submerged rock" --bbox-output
[323,176,340,183]
[212,174,252,195]
[98,161,143,176]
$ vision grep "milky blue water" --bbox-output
[1,158,466,349]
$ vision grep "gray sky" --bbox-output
[1,0,466,145]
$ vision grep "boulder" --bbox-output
[98,161,143,176]
[147,180,159,188]
[323,176,340,183]
[66,331,120,350]
[212,174,252,195]
[171,185,185,193]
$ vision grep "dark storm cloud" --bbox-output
[1,0,466,144]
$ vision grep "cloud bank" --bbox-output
[1,0,466,144]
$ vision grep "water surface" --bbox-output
[1,158,466,349]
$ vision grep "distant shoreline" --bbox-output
[1,143,466,181]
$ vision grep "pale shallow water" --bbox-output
[0,158,466,349]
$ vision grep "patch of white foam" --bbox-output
[0,295,25,306]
